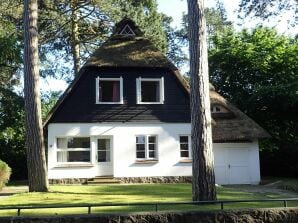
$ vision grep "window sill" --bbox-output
[135,160,158,164]
[54,164,94,168]
[96,102,123,104]
[137,102,164,105]
[179,159,192,163]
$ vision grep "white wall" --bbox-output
[48,123,260,184]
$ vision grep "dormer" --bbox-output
[211,103,235,119]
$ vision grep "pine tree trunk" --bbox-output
[23,0,49,192]
[71,0,81,75]
[187,0,217,201]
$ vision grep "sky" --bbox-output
[40,0,297,92]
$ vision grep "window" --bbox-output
[57,137,91,163]
[136,135,157,159]
[136,77,164,104]
[97,138,111,162]
[179,135,191,159]
[211,105,221,113]
[96,77,123,104]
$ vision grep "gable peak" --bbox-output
[113,18,143,37]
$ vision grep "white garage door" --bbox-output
[213,147,250,185]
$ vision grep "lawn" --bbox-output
[0,183,297,216]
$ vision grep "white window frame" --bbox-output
[136,77,164,104]
[95,76,123,104]
[211,105,222,113]
[179,135,192,159]
[135,135,158,160]
[56,137,91,164]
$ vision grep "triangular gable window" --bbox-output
[119,24,136,36]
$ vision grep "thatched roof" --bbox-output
[210,90,270,141]
[45,18,269,142]
[84,36,177,70]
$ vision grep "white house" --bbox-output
[45,19,269,185]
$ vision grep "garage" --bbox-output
[213,142,261,185]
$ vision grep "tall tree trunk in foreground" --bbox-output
[71,0,81,75]
[187,0,217,201]
[24,0,49,192]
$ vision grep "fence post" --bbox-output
[283,200,287,208]
[155,204,158,212]
[221,202,224,210]
[17,208,21,216]
[88,206,91,214]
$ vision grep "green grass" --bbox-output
[0,184,297,217]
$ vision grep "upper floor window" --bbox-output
[57,137,91,163]
[96,77,123,104]
[119,24,136,36]
[136,77,164,104]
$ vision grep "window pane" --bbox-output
[57,151,90,162]
[141,81,160,102]
[149,151,156,158]
[68,151,90,162]
[137,151,145,158]
[98,139,110,151]
[180,151,189,158]
[67,137,90,148]
[57,138,67,149]
[180,144,189,151]
[99,80,120,102]
[57,151,68,162]
[149,144,155,151]
[180,136,188,143]
[137,144,145,151]
[98,151,110,162]
[148,136,156,143]
[136,136,145,144]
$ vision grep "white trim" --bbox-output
[119,24,136,36]
[136,77,164,104]
[95,76,123,104]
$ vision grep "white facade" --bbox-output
[48,123,261,185]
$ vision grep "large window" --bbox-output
[179,135,191,159]
[57,137,91,163]
[136,135,157,160]
[136,77,164,104]
[96,77,123,104]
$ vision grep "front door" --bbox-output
[96,136,113,176]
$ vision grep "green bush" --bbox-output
[0,160,11,190]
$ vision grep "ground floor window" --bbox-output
[57,137,91,163]
[179,135,191,159]
[136,135,157,159]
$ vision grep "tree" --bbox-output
[209,27,298,177]
[187,0,216,201]
[23,0,48,192]
[238,0,297,20]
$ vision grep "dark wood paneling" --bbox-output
[50,67,190,123]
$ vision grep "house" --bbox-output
[45,18,269,185]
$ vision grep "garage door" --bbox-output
[214,147,250,185]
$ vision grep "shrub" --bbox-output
[0,160,11,190]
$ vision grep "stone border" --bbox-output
[0,208,297,223]
[116,176,192,183]
[49,177,192,184]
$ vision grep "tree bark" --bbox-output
[23,0,49,192]
[71,0,81,75]
[187,0,217,201]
